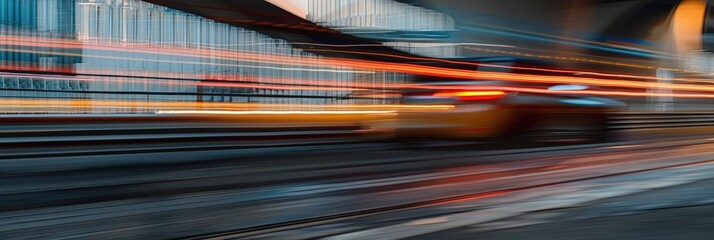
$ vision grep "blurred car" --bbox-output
[395,57,626,142]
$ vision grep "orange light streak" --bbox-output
[5,35,714,95]
[156,110,397,115]
[0,34,707,84]
[328,58,714,93]
[0,64,394,90]
[415,85,714,99]
[433,91,507,98]
[0,99,455,111]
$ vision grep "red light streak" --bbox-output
[3,35,714,99]
[416,85,714,99]
[0,34,701,83]
[433,90,507,101]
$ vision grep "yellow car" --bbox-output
[395,59,625,142]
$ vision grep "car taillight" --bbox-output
[432,90,506,101]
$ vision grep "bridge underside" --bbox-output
[144,0,701,74]
[143,0,418,62]
[397,0,682,40]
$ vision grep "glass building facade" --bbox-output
[307,0,459,58]
[0,0,404,113]
[307,0,454,33]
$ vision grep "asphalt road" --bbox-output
[411,178,714,240]
[3,126,714,239]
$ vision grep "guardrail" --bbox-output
[609,112,714,130]
[1,112,712,144]
[0,114,373,147]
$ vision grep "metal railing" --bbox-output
[610,111,714,129]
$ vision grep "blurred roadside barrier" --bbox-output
[0,111,712,146]
[0,114,378,147]
[610,111,714,129]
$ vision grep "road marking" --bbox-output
[408,217,450,226]
[603,144,643,149]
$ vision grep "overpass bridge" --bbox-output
[146,0,711,72]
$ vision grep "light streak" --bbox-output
[0,34,694,82]
[11,60,714,99]
[310,48,714,84]
[0,72,372,92]
[0,99,455,111]
[413,85,714,99]
[0,48,372,74]
[465,46,660,71]
[156,110,397,115]
[0,64,395,90]
[0,35,373,73]
[5,35,714,96]
[326,58,714,93]
[297,42,516,48]
[433,91,507,98]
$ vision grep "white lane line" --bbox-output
[602,144,644,149]
[408,217,450,226]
